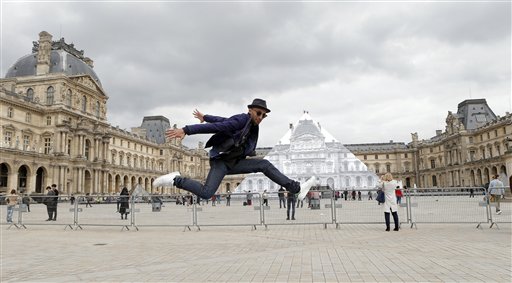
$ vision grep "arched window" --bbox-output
[26,88,34,102]
[82,95,87,112]
[66,89,72,106]
[46,86,54,105]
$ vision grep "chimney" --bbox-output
[436,130,442,136]
[36,31,52,75]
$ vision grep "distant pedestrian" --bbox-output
[246,191,253,206]
[351,190,356,201]
[469,188,474,198]
[357,191,362,201]
[278,187,286,208]
[5,189,18,223]
[343,190,348,201]
[226,189,231,206]
[119,187,130,220]
[367,190,373,200]
[44,186,57,221]
[489,175,504,215]
[395,187,403,204]
[70,194,76,205]
[51,184,59,220]
[85,193,93,207]
[286,192,296,220]
[262,190,269,206]
[211,194,216,206]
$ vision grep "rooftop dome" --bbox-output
[5,32,102,87]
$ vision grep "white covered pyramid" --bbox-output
[235,111,379,193]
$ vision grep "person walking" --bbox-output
[153,99,316,203]
[262,190,269,206]
[51,184,59,220]
[286,192,296,220]
[278,186,286,209]
[367,190,373,200]
[118,187,130,220]
[85,193,93,207]
[395,186,403,204]
[489,175,504,215]
[378,173,400,231]
[226,189,231,206]
[246,191,253,206]
[5,189,18,223]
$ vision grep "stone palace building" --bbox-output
[1,31,511,196]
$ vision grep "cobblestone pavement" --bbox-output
[1,219,511,282]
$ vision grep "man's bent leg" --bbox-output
[230,159,300,193]
[174,160,228,199]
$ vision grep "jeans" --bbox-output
[279,197,286,208]
[6,205,14,222]
[175,158,297,199]
[287,197,296,219]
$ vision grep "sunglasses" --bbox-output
[254,110,267,118]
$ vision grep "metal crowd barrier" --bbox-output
[1,187,510,231]
[333,188,408,229]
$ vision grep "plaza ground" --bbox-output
[1,220,511,282]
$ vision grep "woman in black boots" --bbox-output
[119,187,130,220]
[378,173,400,231]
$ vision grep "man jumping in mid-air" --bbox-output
[153,98,316,200]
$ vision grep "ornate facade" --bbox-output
[0,31,209,195]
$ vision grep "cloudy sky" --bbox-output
[1,1,510,148]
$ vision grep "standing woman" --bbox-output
[119,187,130,220]
[378,173,400,231]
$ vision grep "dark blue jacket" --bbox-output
[182,113,259,159]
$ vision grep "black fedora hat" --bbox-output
[247,98,271,113]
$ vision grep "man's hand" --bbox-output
[166,128,186,140]
[193,109,204,123]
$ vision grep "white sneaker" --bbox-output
[496,210,502,215]
[153,171,181,188]
[298,176,317,200]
